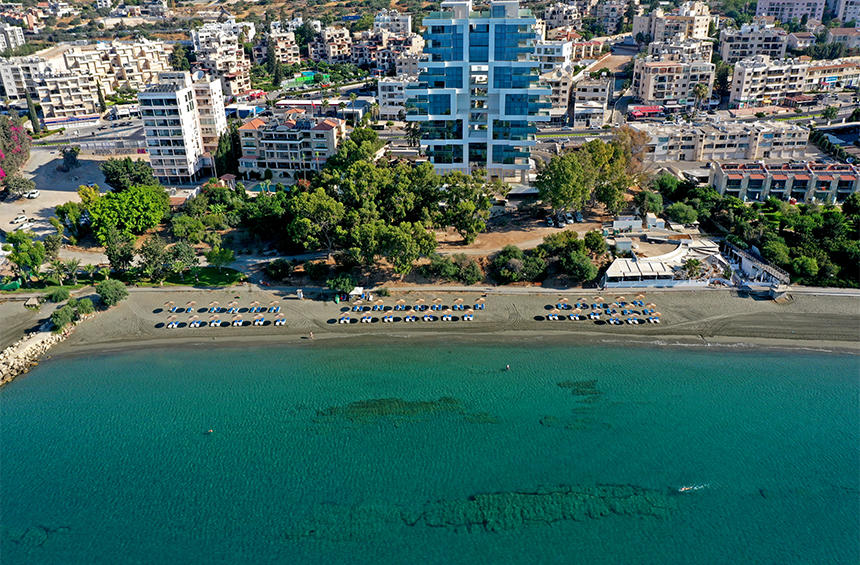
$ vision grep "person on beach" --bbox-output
[309,332,314,340]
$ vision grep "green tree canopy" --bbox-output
[82,184,169,242]
[5,230,46,285]
[97,278,128,307]
[441,170,492,244]
[99,158,158,192]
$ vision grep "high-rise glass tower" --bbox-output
[407,0,549,182]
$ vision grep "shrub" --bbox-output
[423,253,458,280]
[376,288,390,297]
[304,260,330,282]
[264,258,294,281]
[561,251,597,282]
[452,254,483,285]
[326,273,356,294]
[50,304,75,331]
[97,279,128,307]
[45,286,70,303]
[665,202,698,224]
[76,297,95,315]
[584,231,607,255]
[521,254,547,282]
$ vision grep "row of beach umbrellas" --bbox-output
[164,299,281,313]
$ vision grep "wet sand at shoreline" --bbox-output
[44,287,860,358]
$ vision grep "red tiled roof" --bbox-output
[238,117,266,131]
[313,119,340,130]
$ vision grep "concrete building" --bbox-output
[62,39,171,96]
[533,39,574,72]
[755,0,825,22]
[787,31,816,50]
[237,114,347,181]
[189,71,227,153]
[633,1,710,43]
[269,28,301,65]
[374,9,412,34]
[395,52,423,75]
[544,3,582,29]
[711,161,859,203]
[630,120,809,162]
[729,55,860,107]
[595,0,629,34]
[378,75,416,120]
[192,20,253,98]
[34,72,100,123]
[0,21,24,51]
[572,76,611,128]
[139,74,207,185]
[826,27,860,50]
[540,64,576,125]
[309,26,352,64]
[0,56,51,99]
[406,0,550,181]
[834,0,860,25]
[632,54,714,110]
[719,23,788,63]
[647,38,712,62]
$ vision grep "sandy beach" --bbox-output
[20,285,856,359]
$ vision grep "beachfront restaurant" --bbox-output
[603,258,675,287]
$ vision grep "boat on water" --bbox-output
[678,484,708,493]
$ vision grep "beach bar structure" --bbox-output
[711,161,860,204]
[603,239,727,288]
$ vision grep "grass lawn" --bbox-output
[1,282,92,294]
[164,267,245,287]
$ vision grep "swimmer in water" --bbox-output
[505,364,510,371]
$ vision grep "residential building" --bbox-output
[374,9,412,34]
[139,75,207,185]
[633,1,710,43]
[729,55,860,107]
[395,52,423,75]
[269,27,301,65]
[711,161,859,203]
[533,40,574,72]
[540,64,577,124]
[237,114,347,181]
[719,23,788,63]
[0,56,51,99]
[192,20,253,98]
[826,27,860,50]
[309,26,352,64]
[572,76,612,128]
[632,54,715,109]
[630,120,809,162]
[648,38,712,62]
[595,0,629,34]
[406,0,551,182]
[62,39,171,96]
[569,40,605,60]
[0,21,24,51]
[755,0,825,23]
[378,75,416,120]
[271,17,309,34]
[546,25,582,41]
[544,3,582,29]
[189,71,227,153]
[95,0,112,9]
[787,31,816,50]
[834,0,860,25]
[34,72,100,123]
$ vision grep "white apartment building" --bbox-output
[309,26,352,64]
[0,56,51,99]
[0,22,24,51]
[648,38,712,62]
[835,0,860,25]
[189,71,227,153]
[755,0,824,22]
[826,27,860,49]
[630,120,809,162]
[633,1,710,43]
[192,20,253,98]
[374,9,412,34]
[377,75,416,120]
[237,114,347,181]
[139,76,207,185]
[729,55,860,107]
[787,31,816,50]
[544,3,582,29]
[62,39,171,96]
[395,52,423,75]
[632,54,714,109]
[540,65,577,124]
[573,76,612,128]
[35,72,100,122]
[595,0,629,34]
[719,23,788,63]
[269,28,301,65]
[95,0,112,9]
[533,40,574,73]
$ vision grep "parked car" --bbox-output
[574,211,584,223]
[564,212,574,224]
[11,214,28,224]
[545,216,555,228]
[14,222,33,231]
[24,190,40,199]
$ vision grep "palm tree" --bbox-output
[338,101,347,120]
[84,264,98,284]
[46,259,65,285]
[369,101,380,123]
[99,266,110,281]
[405,121,421,147]
[349,92,358,122]
[321,98,330,117]
[64,259,81,285]
[692,82,709,113]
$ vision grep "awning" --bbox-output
[839,175,856,182]
[772,174,788,180]
[794,175,810,181]
[817,175,834,181]
[749,174,766,180]
[727,174,743,180]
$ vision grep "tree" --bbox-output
[380,221,436,277]
[84,263,98,283]
[97,278,128,307]
[5,230,45,286]
[286,187,345,251]
[4,174,34,197]
[83,184,168,242]
[665,202,698,224]
[535,152,590,212]
[0,115,31,180]
[169,241,198,276]
[683,258,702,278]
[139,235,168,281]
[584,230,607,255]
[56,201,87,241]
[651,173,681,199]
[63,258,80,285]
[99,158,158,192]
[441,170,492,244]
[692,82,709,112]
[714,61,732,97]
[169,44,191,71]
[59,146,80,172]
[205,246,234,271]
[634,189,663,214]
[25,90,41,135]
[102,225,135,273]
[171,214,206,243]
[561,251,597,282]
[326,273,356,294]
[50,305,75,332]
[761,239,790,266]
[842,192,860,217]
[404,121,422,147]
[822,105,838,122]
[792,255,819,279]
[97,83,106,113]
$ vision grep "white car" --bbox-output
[11,214,27,224]
[24,190,40,199]
[14,222,33,231]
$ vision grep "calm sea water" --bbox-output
[1,341,858,564]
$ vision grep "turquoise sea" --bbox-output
[1,341,858,564]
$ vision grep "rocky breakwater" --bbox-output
[0,323,75,386]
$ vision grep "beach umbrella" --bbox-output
[254,314,264,322]
[209,300,219,308]
[250,300,260,308]
[228,300,238,308]
[593,296,604,302]
[453,297,463,304]
[653,312,662,318]
[558,297,569,303]
[635,293,646,300]
[167,314,177,322]
[186,300,196,308]
[646,302,657,308]
[396,298,406,304]
[269,300,279,307]
[475,297,485,303]
[164,301,174,309]
[188,315,198,321]
[433,297,443,304]
[275,312,285,319]
[615,296,625,302]
[232,314,242,324]
[550,308,560,315]
[414,298,425,305]
[375,299,384,306]
[572,308,582,315]
[209,315,220,326]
